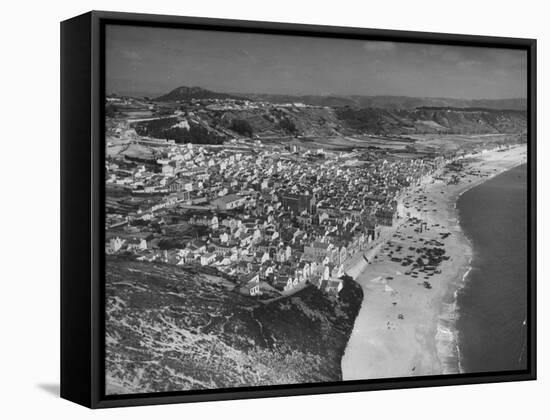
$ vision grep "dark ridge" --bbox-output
[415,106,527,114]
[155,85,248,102]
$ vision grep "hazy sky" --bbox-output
[106,24,527,99]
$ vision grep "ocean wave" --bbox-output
[435,302,461,374]
[435,259,473,375]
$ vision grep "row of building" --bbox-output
[105,136,446,297]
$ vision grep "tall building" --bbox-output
[280,192,316,214]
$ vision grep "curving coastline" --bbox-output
[454,163,528,373]
[341,144,527,381]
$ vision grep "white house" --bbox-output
[247,282,261,296]
[107,237,124,254]
[127,238,147,252]
[200,252,217,266]
[260,252,270,264]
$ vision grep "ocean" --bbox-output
[456,163,528,373]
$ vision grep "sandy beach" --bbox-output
[341,144,527,380]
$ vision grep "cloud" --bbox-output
[456,59,481,72]
[121,50,142,61]
[417,46,462,62]
[441,50,462,63]
[363,41,397,54]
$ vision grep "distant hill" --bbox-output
[136,86,526,143]
[334,107,527,135]
[130,102,526,145]
[155,86,247,102]
[245,93,527,111]
[154,85,526,110]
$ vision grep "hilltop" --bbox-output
[155,86,247,102]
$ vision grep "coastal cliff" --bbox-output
[105,257,363,394]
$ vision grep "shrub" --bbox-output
[230,119,254,137]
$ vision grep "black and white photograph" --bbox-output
[103,22,531,396]
[2,0,549,417]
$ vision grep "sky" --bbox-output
[106,24,527,100]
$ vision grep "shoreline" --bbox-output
[341,144,527,381]
[453,163,528,373]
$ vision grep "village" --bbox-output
[105,121,453,300]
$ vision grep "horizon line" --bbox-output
[106,85,527,102]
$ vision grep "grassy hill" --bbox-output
[335,107,527,135]
[155,86,247,102]
[131,104,527,144]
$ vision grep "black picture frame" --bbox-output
[60,10,537,409]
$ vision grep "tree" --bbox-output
[278,117,299,135]
[105,103,118,118]
[133,117,225,144]
[230,119,254,137]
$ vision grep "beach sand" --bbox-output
[341,144,527,380]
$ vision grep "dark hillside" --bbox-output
[105,257,363,394]
[155,86,247,102]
